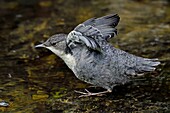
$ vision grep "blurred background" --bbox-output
[0,0,169,112]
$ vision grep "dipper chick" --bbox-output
[35,14,160,97]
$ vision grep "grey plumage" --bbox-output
[35,14,160,94]
[70,43,160,91]
[67,14,120,52]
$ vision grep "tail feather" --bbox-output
[137,58,160,72]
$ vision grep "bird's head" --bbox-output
[35,34,67,56]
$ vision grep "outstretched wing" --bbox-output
[66,14,120,52]
[74,13,120,40]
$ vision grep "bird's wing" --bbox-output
[66,14,120,52]
[74,13,120,39]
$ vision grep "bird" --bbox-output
[35,14,160,97]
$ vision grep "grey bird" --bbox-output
[35,14,160,97]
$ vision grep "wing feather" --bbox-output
[66,13,120,52]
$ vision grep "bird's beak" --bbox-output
[35,44,45,48]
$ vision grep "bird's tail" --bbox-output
[137,58,160,72]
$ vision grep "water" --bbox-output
[0,0,169,112]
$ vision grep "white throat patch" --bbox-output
[46,46,76,71]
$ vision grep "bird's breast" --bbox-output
[46,46,76,71]
[62,53,76,71]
